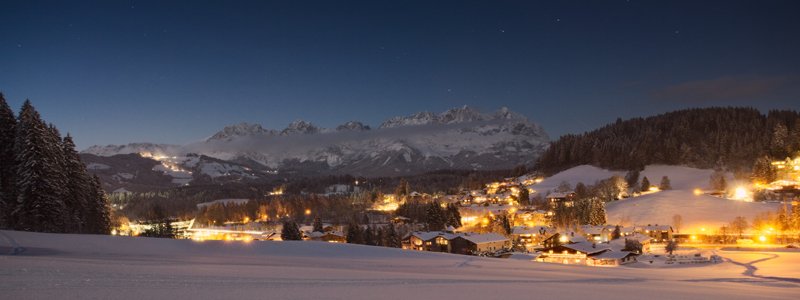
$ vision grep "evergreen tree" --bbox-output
[588,198,606,226]
[86,175,111,234]
[13,100,67,232]
[575,199,591,225]
[624,169,640,187]
[665,239,678,255]
[445,204,462,229]
[659,176,671,190]
[346,221,364,244]
[611,225,621,240]
[425,201,446,231]
[518,187,530,206]
[312,215,323,232]
[771,123,789,157]
[710,170,727,192]
[384,225,401,248]
[623,238,643,254]
[394,178,410,198]
[61,134,91,232]
[0,93,16,228]
[280,219,302,240]
[752,156,777,184]
[640,176,651,192]
[364,226,376,246]
[140,204,174,238]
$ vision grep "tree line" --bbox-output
[536,107,800,175]
[0,95,110,233]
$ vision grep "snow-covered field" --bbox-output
[1,230,798,299]
[529,165,780,233]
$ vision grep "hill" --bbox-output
[527,165,780,234]
[535,107,800,175]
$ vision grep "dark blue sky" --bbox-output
[2,0,799,149]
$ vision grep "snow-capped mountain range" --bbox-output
[82,106,550,178]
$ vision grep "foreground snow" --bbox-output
[1,231,798,299]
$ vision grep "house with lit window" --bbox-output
[449,233,510,255]
[634,224,673,242]
[537,241,611,265]
[586,250,637,266]
[511,226,552,251]
[401,231,459,252]
[546,191,576,208]
[610,233,652,253]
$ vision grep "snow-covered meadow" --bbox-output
[1,230,798,299]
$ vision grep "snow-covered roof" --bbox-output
[563,242,610,255]
[511,226,550,235]
[459,233,509,244]
[580,225,613,235]
[636,224,672,232]
[590,250,635,260]
[408,231,460,241]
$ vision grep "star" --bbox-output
[499,29,505,33]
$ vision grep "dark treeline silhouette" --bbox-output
[536,107,800,175]
[0,94,110,233]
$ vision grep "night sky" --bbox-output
[1,0,799,148]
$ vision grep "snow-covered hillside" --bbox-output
[528,165,780,234]
[82,106,550,176]
[606,190,779,234]
[1,230,798,299]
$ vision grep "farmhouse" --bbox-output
[450,233,510,255]
[547,191,576,208]
[401,231,460,252]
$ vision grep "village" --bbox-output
[109,156,800,268]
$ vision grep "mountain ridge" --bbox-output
[82,106,550,178]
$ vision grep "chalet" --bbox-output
[511,226,551,251]
[306,231,347,243]
[537,241,610,265]
[402,231,459,252]
[541,232,587,249]
[610,233,653,253]
[586,250,637,266]
[546,191,576,208]
[450,233,510,255]
[635,224,673,242]
[580,225,617,242]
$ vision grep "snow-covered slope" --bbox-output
[605,190,779,234]
[2,230,798,299]
[528,165,780,234]
[83,106,550,176]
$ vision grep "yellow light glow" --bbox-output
[733,186,748,200]
[648,186,660,192]
[758,235,767,242]
[693,188,703,196]
[304,209,311,215]
[559,235,569,243]
[243,217,250,223]
[690,235,697,241]
[700,227,706,232]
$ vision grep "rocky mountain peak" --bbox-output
[208,122,273,141]
[281,120,319,135]
[336,121,371,132]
